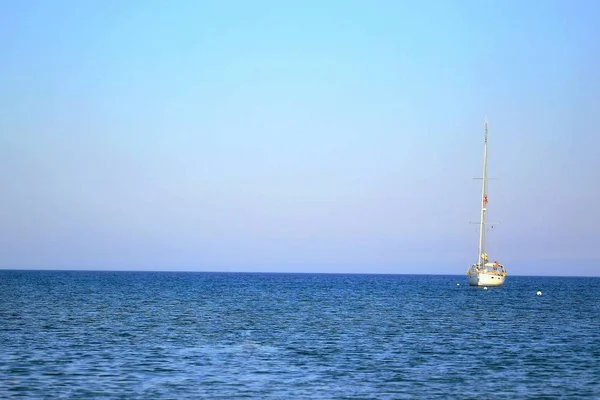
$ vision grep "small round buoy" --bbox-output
[483,287,488,290]
[457,283,460,286]
[537,291,542,296]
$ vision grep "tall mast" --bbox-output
[477,119,489,266]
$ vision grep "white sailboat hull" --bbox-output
[467,272,505,287]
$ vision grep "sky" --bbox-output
[1,0,599,276]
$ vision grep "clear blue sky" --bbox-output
[1,0,598,276]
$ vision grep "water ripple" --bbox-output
[0,271,599,399]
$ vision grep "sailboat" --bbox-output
[466,119,506,286]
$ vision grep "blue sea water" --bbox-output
[0,271,599,399]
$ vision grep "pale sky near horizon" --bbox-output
[1,0,599,276]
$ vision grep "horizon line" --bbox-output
[0,268,598,278]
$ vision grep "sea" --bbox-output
[0,271,598,399]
